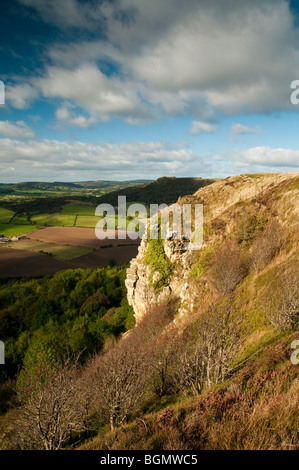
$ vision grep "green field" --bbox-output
[9,239,92,261]
[0,194,145,239]
[0,208,15,223]
[61,203,97,216]
[75,214,130,229]
[0,224,37,237]
[75,215,100,228]
[10,215,32,225]
[31,213,76,227]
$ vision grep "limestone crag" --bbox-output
[125,173,299,324]
[125,234,194,322]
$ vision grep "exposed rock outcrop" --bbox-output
[125,233,195,322]
[125,172,299,324]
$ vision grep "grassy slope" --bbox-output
[0,178,213,236]
[95,176,216,207]
[0,208,14,224]
[80,172,299,450]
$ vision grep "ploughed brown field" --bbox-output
[28,227,140,248]
[0,227,140,278]
[0,247,73,278]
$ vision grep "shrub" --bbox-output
[235,212,268,247]
[172,297,244,393]
[144,239,172,291]
[262,262,299,331]
[251,220,282,272]
[207,241,249,295]
[14,356,90,450]
[189,247,214,278]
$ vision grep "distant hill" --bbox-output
[0,177,215,216]
[0,180,151,194]
[75,180,151,189]
[95,177,216,206]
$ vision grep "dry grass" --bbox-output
[79,335,299,451]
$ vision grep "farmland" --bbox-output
[27,226,140,248]
[0,202,102,235]
[61,203,95,216]
[8,239,92,261]
[0,177,209,277]
[0,224,37,237]
[0,226,140,277]
[0,197,141,278]
[0,197,142,277]
[0,208,14,223]
[31,213,77,227]
[0,247,73,278]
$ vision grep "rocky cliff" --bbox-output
[125,172,299,323]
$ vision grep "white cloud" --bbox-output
[189,121,217,135]
[239,146,299,168]
[126,0,297,115]
[0,121,36,139]
[34,64,155,123]
[55,106,97,128]
[1,136,298,183]
[0,138,210,181]
[10,0,299,123]
[18,0,105,31]
[44,0,299,119]
[5,84,38,109]
[230,124,262,135]
[47,40,122,68]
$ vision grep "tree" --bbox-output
[86,303,177,429]
[173,297,244,392]
[132,303,178,399]
[86,336,148,431]
[14,355,90,450]
[207,240,249,295]
[263,263,299,332]
[251,220,282,273]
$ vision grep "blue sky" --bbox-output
[0,0,299,182]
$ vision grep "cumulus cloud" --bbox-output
[1,135,298,182]
[189,121,217,135]
[0,138,211,181]
[55,106,97,129]
[239,146,299,168]
[0,121,36,139]
[8,0,299,124]
[18,0,105,31]
[126,0,297,115]
[230,124,262,135]
[34,64,155,123]
[5,84,38,109]
[9,0,299,122]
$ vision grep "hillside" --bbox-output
[0,172,298,451]
[0,176,212,220]
[0,177,213,239]
[95,176,216,207]
[86,172,299,450]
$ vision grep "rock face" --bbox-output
[125,234,195,322]
[125,172,299,324]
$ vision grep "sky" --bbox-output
[0,0,299,182]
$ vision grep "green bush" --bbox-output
[235,213,268,247]
[144,239,172,291]
[190,247,214,278]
